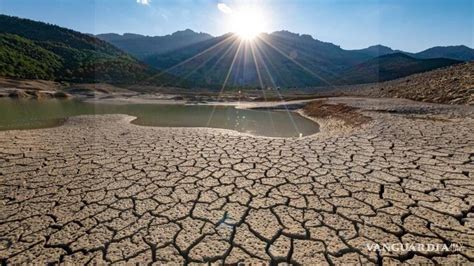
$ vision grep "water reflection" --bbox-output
[0,98,319,138]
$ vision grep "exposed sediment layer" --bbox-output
[0,98,473,264]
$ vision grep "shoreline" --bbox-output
[1,96,473,264]
[2,94,473,133]
[0,96,323,138]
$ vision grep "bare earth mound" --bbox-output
[303,100,371,126]
[0,77,63,92]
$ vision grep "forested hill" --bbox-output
[0,14,469,88]
[0,14,170,84]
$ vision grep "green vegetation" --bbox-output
[0,33,62,79]
[0,14,468,89]
[0,14,175,85]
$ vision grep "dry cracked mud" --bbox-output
[0,98,473,264]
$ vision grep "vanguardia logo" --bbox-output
[366,243,464,252]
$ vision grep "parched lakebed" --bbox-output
[0,97,473,264]
[0,98,319,137]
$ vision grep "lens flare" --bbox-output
[229,6,265,40]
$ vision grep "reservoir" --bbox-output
[0,98,319,137]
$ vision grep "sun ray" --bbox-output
[249,41,276,132]
[141,34,238,86]
[257,35,339,88]
[206,39,245,126]
[251,40,301,135]
[197,37,242,89]
[249,42,265,89]
[270,33,353,81]
[160,36,241,88]
[252,39,291,86]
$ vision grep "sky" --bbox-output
[0,0,472,52]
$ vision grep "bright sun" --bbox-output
[229,7,266,40]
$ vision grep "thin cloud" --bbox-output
[217,3,233,14]
[136,0,150,5]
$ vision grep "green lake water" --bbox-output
[0,98,319,137]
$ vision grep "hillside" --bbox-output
[96,30,213,59]
[143,31,373,88]
[0,33,62,80]
[142,32,462,88]
[352,44,474,61]
[414,45,474,61]
[2,14,471,89]
[351,45,396,57]
[360,62,473,104]
[339,53,461,84]
[313,62,473,105]
[0,15,162,84]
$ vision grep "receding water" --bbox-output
[0,98,319,137]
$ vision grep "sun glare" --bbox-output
[229,7,266,40]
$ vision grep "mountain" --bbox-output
[0,14,158,83]
[339,53,461,84]
[96,30,213,59]
[268,31,370,69]
[94,27,472,88]
[142,31,463,88]
[143,31,373,88]
[414,45,474,61]
[352,45,396,57]
[1,14,470,89]
[352,44,474,61]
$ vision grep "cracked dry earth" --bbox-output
[0,98,473,265]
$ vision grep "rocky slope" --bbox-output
[338,53,461,84]
[316,62,473,105]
